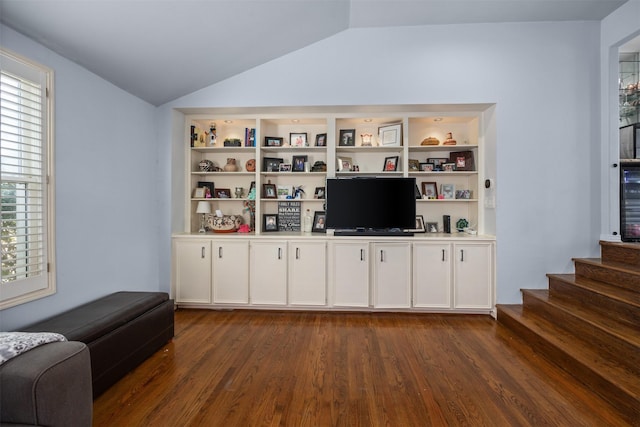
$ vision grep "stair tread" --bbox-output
[574,257,640,275]
[522,289,640,346]
[497,304,640,396]
[547,273,640,306]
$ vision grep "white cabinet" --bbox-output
[453,243,493,310]
[331,242,370,307]
[173,239,212,304]
[288,241,326,306]
[413,243,451,308]
[212,240,249,304]
[372,243,412,308]
[249,241,288,305]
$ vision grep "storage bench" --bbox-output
[22,291,174,397]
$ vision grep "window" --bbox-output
[1,48,55,309]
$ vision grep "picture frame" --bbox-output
[292,155,308,172]
[290,132,308,147]
[427,157,449,171]
[193,187,205,198]
[419,162,434,172]
[263,214,279,232]
[339,129,355,146]
[264,136,283,147]
[378,123,402,146]
[425,222,439,233]
[337,157,353,172]
[315,133,327,147]
[312,211,326,232]
[277,185,291,199]
[421,182,438,199]
[383,156,399,172]
[441,183,455,199]
[442,162,456,172]
[415,184,422,199]
[279,163,292,172]
[407,215,426,233]
[214,188,231,199]
[408,159,420,171]
[449,150,475,171]
[314,186,325,199]
[456,189,472,199]
[263,157,284,172]
[198,181,214,198]
[263,183,277,199]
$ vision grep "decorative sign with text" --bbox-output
[278,201,301,231]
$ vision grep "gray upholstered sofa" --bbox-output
[0,340,93,427]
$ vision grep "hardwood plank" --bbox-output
[93,310,633,426]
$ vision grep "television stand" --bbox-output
[333,228,414,237]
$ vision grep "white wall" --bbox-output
[0,25,160,331]
[163,21,603,305]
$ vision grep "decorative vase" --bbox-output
[224,158,239,172]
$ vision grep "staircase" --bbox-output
[497,241,639,422]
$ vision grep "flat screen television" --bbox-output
[325,177,416,236]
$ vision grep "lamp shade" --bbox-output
[196,201,211,214]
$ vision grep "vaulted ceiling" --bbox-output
[0,0,630,106]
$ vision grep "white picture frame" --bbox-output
[378,123,402,146]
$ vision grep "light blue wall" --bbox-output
[0,25,160,331]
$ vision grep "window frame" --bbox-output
[1,47,56,309]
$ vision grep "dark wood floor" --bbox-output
[93,309,633,426]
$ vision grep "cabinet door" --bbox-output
[249,241,287,305]
[213,240,249,304]
[332,242,370,307]
[173,239,211,304]
[413,243,452,308]
[289,241,326,306]
[373,243,412,308]
[453,243,493,309]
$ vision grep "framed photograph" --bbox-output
[442,162,456,172]
[337,157,353,172]
[378,123,402,146]
[339,129,355,146]
[264,136,283,147]
[312,211,326,232]
[263,214,279,232]
[407,215,426,233]
[279,163,292,172]
[193,187,205,198]
[415,184,422,199]
[214,188,231,199]
[383,156,399,172]
[290,132,308,147]
[421,182,438,199]
[292,155,308,172]
[456,189,472,199]
[263,183,277,199]
[315,133,327,147]
[449,150,475,171]
[263,157,284,172]
[427,157,449,171]
[425,222,439,233]
[419,162,434,172]
[408,159,420,171]
[314,186,325,199]
[441,183,455,199]
[198,181,214,198]
[277,185,291,199]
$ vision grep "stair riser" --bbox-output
[497,307,639,420]
[574,262,639,291]
[522,293,639,374]
[548,278,639,328]
[601,242,640,266]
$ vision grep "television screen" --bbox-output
[325,177,416,233]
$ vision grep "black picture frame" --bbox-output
[263,183,277,199]
[415,184,422,199]
[263,157,284,172]
[314,186,325,199]
[263,214,279,232]
[427,157,450,171]
[264,136,283,147]
[419,162,434,172]
[339,129,355,146]
[315,133,327,146]
[383,155,399,172]
[290,132,308,147]
[198,181,214,198]
[292,155,308,172]
[312,211,326,232]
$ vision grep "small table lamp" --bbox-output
[196,201,211,233]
